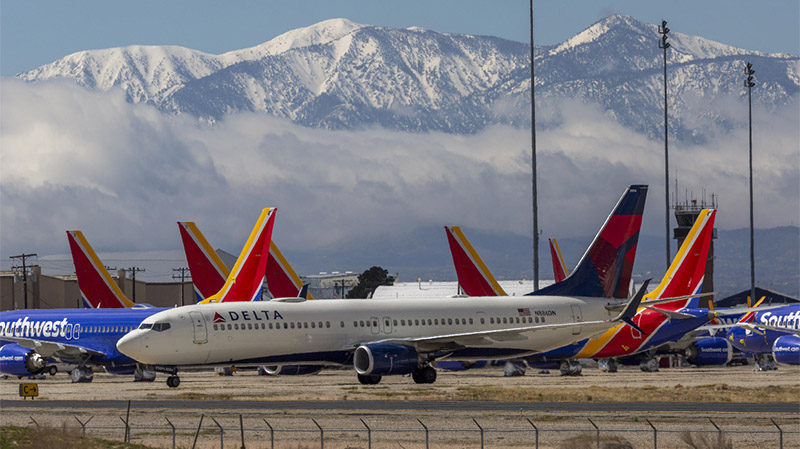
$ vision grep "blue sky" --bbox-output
[1,0,798,76]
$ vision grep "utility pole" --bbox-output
[126,266,145,303]
[658,20,671,271]
[745,62,756,305]
[172,267,191,306]
[10,253,37,309]
[530,0,539,290]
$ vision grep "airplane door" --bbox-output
[370,317,380,335]
[190,311,208,344]
[570,305,583,335]
[382,316,393,334]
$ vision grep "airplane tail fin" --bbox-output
[528,185,648,299]
[548,238,568,283]
[737,296,767,324]
[203,208,277,303]
[66,230,135,308]
[266,241,314,299]
[643,209,717,309]
[445,226,507,296]
[178,221,230,302]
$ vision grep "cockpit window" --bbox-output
[152,322,171,332]
[139,323,153,330]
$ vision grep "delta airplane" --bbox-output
[0,209,276,385]
[727,302,800,368]
[117,185,650,386]
[178,221,312,302]
[445,209,720,374]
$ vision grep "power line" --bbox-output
[10,253,37,309]
[172,267,191,306]
[125,266,146,303]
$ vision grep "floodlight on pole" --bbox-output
[658,20,671,271]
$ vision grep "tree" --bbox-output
[346,266,395,298]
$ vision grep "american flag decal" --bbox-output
[518,308,531,316]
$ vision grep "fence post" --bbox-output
[74,415,93,438]
[645,418,657,449]
[263,418,274,449]
[165,417,176,449]
[360,418,371,449]
[191,414,205,449]
[239,414,246,449]
[771,419,783,449]
[119,417,129,443]
[312,418,324,449]
[473,418,484,449]
[708,418,721,440]
[588,418,599,449]
[125,400,131,442]
[526,418,538,449]
[417,418,429,449]
[210,416,224,449]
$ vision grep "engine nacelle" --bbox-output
[260,365,325,376]
[685,337,732,366]
[773,335,800,366]
[0,344,46,377]
[354,343,418,376]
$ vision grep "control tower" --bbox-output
[673,194,717,294]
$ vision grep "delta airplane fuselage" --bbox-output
[118,295,616,367]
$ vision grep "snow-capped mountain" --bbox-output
[17,15,799,140]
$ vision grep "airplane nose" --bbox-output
[116,331,143,360]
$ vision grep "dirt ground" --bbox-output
[1,364,798,448]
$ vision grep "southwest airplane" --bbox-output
[117,185,649,386]
[445,208,719,374]
[178,221,313,302]
[548,238,569,283]
[727,302,800,367]
[0,209,276,386]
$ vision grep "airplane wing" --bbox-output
[0,335,106,360]
[737,322,799,336]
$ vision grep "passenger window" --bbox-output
[247,323,252,330]
[269,323,274,329]
[427,319,432,325]
[319,322,323,328]
[304,322,308,329]
[326,322,330,328]
[502,318,507,324]
[360,320,365,327]
[227,324,232,330]
[414,319,419,326]
[373,321,378,327]
[516,317,520,324]
[354,321,359,327]
[234,324,239,330]
[434,319,439,325]
[340,321,345,328]
[401,320,406,326]
[385,319,390,326]
[262,323,266,329]
[469,318,474,325]
[311,322,316,328]
[448,318,453,325]
[541,317,545,323]
[393,320,398,326]
[290,323,295,329]
[480,318,485,324]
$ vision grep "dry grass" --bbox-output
[0,425,156,449]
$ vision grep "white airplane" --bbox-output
[117,185,649,386]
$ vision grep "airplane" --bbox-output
[67,230,136,309]
[445,209,720,375]
[727,302,800,368]
[178,222,313,302]
[117,185,650,387]
[0,209,276,386]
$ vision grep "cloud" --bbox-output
[1,78,797,260]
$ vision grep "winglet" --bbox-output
[529,185,648,298]
[615,278,651,335]
[298,283,310,299]
[178,221,230,302]
[445,226,507,296]
[203,208,277,303]
[548,238,568,282]
[67,230,135,308]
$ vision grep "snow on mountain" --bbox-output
[16,14,799,140]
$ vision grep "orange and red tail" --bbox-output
[67,230,135,308]
[548,238,568,283]
[445,226,507,297]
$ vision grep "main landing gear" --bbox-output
[412,366,436,384]
[166,375,181,388]
[357,374,381,385]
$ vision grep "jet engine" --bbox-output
[0,344,47,377]
[772,335,800,366]
[354,343,418,376]
[259,365,325,375]
[685,337,732,366]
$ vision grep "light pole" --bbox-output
[530,0,539,290]
[658,20,671,271]
[745,62,756,304]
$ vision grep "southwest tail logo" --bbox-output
[67,230,135,308]
[178,221,230,302]
[445,226,507,297]
[213,312,226,323]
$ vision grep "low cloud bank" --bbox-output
[1,78,797,258]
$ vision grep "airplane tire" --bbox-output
[357,374,381,385]
[47,366,57,376]
[166,375,181,388]
[412,366,437,384]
